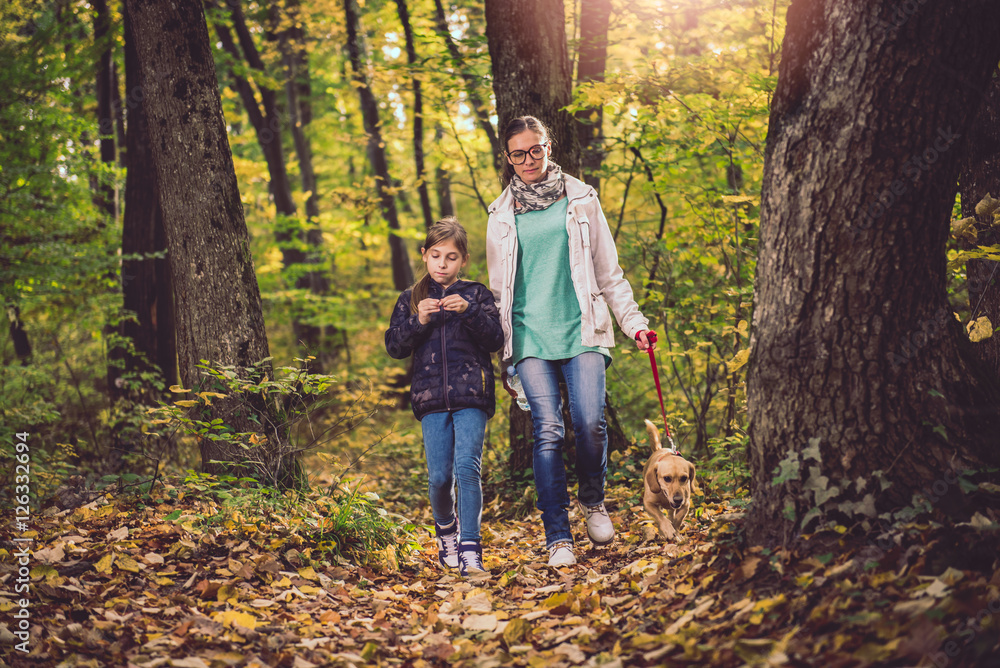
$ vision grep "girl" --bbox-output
[385,218,504,575]
[486,116,653,567]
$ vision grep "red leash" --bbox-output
[642,331,678,454]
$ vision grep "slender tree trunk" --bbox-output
[276,0,331,368]
[395,0,434,229]
[343,0,414,291]
[93,0,117,220]
[575,0,611,193]
[125,0,292,484]
[747,0,1000,547]
[959,70,1000,380]
[7,306,33,365]
[485,0,580,178]
[433,0,501,176]
[436,124,456,218]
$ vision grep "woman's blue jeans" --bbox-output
[516,352,607,547]
[420,408,487,543]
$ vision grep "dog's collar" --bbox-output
[663,447,681,456]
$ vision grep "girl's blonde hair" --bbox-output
[410,217,469,314]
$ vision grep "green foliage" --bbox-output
[145,358,375,488]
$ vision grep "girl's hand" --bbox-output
[417,298,441,325]
[440,295,470,314]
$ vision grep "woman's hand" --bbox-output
[417,298,441,325]
[635,330,655,351]
[440,294,470,314]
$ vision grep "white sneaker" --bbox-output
[582,502,615,545]
[435,520,459,569]
[547,541,576,567]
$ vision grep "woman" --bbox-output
[486,116,652,567]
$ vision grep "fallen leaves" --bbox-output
[1,478,998,668]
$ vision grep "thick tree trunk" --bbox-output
[575,0,611,194]
[118,0,175,404]
[395,0,434,229]
[747,0,1000,546]
[343,0,414,291]
[485,0,580,179]
[959,71,1000,380]
[124,0,292,484]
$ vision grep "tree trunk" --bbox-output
[433,0,502,176]
[275,0,331,368]
[575,0,611,194]
[124,0,293,484]
[436,123,456,218]
[395,0,434,229]
[959,70,1000,380]
[343,0,414,291]
[485,0,580,179]
[747,0,1000,547]
[93,0,117,220]
[118,0,175,405]
[7,305,33,365]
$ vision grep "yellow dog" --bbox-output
[643,419,697,540]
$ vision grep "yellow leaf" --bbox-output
[503,618,532,646]
[95,553,115,574]
[173,400,198,408]
[30,564,62,585]
[216,609,257,630]
[297,566,319,581]
[727,349,750,373]
[116,555,141,573]
[967,316,993,343]
[217,584,239,602]
[722,194,757,205]
[169,384,191,393]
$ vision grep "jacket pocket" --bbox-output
[591,293,612,334]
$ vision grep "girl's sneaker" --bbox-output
[547,540,576,567]
[435,520,459,569]
[458,540,486,576]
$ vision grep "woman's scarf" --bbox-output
[510,162,565,213]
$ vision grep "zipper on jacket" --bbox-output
[439,299,450,410]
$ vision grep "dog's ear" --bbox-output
[645,462,661,495]
[688,462,700,494]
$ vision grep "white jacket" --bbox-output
[486,173,649,362]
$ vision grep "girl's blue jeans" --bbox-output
[515,352,607,547]
[420,408,487,543]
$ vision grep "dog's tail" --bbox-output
[644,419,662,452]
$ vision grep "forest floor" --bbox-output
[3,443,1000,668]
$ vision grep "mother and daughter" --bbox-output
[385,115,651,572]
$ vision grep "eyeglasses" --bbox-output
[506,143,548,165]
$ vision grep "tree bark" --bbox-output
[575,0,611,194]
[343,0,414,291]
[959,70,1000,381]
[395,0,434,229]
[485,0,580,179]
[7,305,33,365]
[747,0,1000,546]
[124,0,292,484]
[118,0,175,403]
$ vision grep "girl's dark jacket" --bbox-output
[385,279,504,420]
